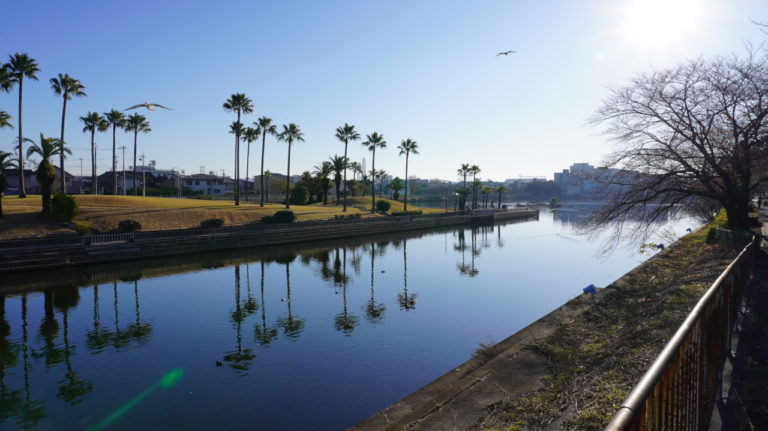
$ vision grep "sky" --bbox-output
[1,0,767,182]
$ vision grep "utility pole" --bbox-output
[140,153,146,197]
[79,157,83,177]
[120,145,127,195]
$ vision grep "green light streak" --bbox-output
[88,368,184,431]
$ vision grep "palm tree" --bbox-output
[26,134,70,214]
[0,151,17,218]
[397,139,419,212]
[80,112,108,194]
[254,117,277,207]
[123,114,151,196]
[104,110,124,195]
[495,185,507,209]
[7,53,40,198]
[223,93,253,206]
[313,161,333,204]
[457,164,470,210]
[277,123,304,209]
[335,124,360,211]
[329,154,347,205]
[362,133,386,212]
[228,121,245,196]
[0,66,11,129]
[50,74,86,193]
[470,165,481,209]
[263,170,272,202]
[241,127,259,202]
[376,169,387,197]
[481,185,493,208]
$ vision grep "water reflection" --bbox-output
[4,213,671,430]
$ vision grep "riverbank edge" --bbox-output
[0,209,538,273]
[348,227,718,431]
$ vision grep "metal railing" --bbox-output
[605,236,758,430]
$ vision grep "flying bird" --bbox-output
[496,50,517,56]
[124,102,172,111]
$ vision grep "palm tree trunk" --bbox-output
[111,125,118,195]
[342,139,348,212]
[17,79,26,198]
[245,140,250,201]
[234,133,240,206]
[370,150,376,213]
[285,143,292,209]
[260,133,266,207]
[91,130,96,194]
[404,154,409,212]
[60,95,68,194]
[133,131,138,196]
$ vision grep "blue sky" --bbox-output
[1,0,766,182]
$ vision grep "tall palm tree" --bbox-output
[80,112,108,194]
[26,134,69,214]
[123,114,151,196]
[223,93,253,206]
[397,139,419,212]
[335,124,360,211]
[241,127,259,202]
[329,154,346,205]
[0,151,17,218]
[495,185,507,208]
[313,161,333,204]
[481,185,493,208]
[254,117,277,207]
[362,132,386,212]
[277,123,304,209]
[104,110,124,195]
[50,74,86,193]
[457,163,470,210]
[470,165,481,209]
[7,53,40,198]
[229,121,245,196]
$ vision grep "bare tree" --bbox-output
[590,49,768,237]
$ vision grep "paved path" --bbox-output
[711,208,768,429]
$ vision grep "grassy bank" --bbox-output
[0,195,442,238]
[475,219,741,430]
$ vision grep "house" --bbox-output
[2,167,78,195]
[184,174,226,196]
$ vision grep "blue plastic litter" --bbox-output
[657,243,665,250]
[583,284,596,295]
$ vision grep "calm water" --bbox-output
[0,210,692,430]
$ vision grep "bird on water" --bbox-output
[124,102,172,111]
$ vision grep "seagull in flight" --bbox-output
[124,102,172,111]
[496,50,517,56]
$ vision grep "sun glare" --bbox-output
[623,0,703,47]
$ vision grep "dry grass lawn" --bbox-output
[0,195,441,238]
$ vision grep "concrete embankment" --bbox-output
[0,209,537,273]
[350,225,739,431]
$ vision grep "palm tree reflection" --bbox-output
[54,286,93,406]
[364,242,385,323]
[397,239,416,310]
[223,265,256,373]
[276,256,305,339]
[334,248,358,335]
[254,261,278,345]
[35,289,63,367]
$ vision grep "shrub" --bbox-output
[201,218,224,228]
[376,199,392,212]
[705,227,719,244]
[391,210,423,216]
[73,221,91,235]
[51,193,78,221]
[290,185,309,205]
[262,210,296,224]
[118,220,142,232]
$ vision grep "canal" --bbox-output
[0,209,693,430]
